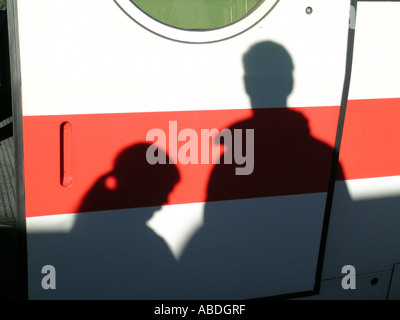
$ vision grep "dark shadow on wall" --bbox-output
[78,143,180,213]
[60,41,347,300]
[20,37,400,299]
[28,42,357,300]
[205,41,344,201]
[178,41,346,299]
[73,143,180,299]
[28,143,182,299]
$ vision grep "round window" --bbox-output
[131,0,262,30]
[115,0,280,43]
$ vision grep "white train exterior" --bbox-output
[6,0,400,299]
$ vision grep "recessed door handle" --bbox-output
[60,122,73,187]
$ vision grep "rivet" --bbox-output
[370,277,379,285]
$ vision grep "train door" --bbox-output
[316,0,400,299]
[9,0,352,299]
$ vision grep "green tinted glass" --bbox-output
[131,0,262,30]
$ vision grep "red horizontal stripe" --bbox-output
[338,98,400,180]
[23,107,341,217]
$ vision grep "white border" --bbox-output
[114,0,280,43]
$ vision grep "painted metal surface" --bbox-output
[321,2,400,283]
[7,0,400,299]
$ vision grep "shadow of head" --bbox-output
[243,41,294,109]
[106,143,180,209]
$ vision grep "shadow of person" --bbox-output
[179,41,345,299]
[74,143,181,299]
[78,143,179,213]
[29,143,181,299]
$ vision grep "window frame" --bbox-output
[114,0,280,43]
